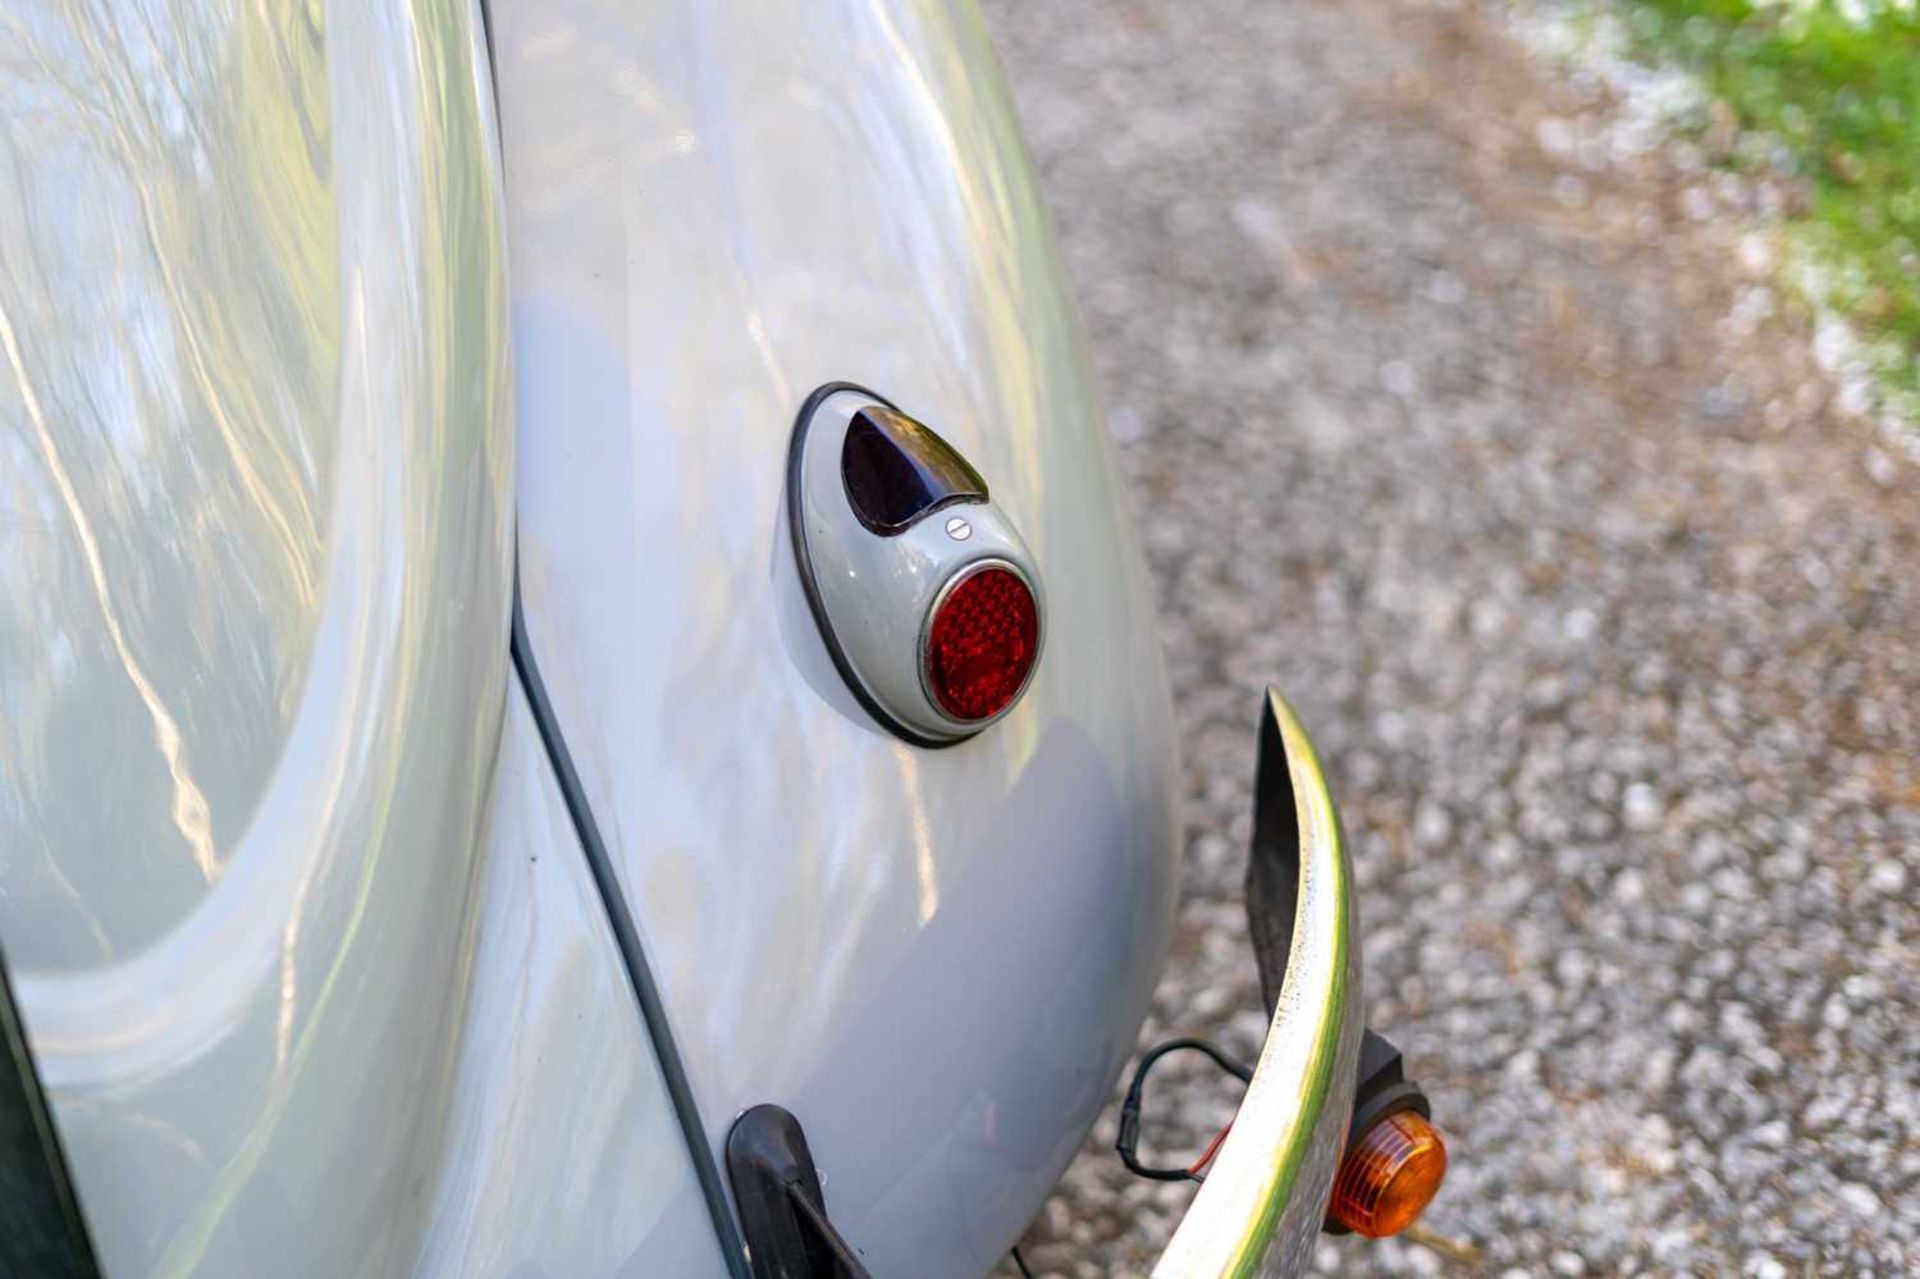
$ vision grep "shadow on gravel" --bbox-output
[982,0,1918,1274]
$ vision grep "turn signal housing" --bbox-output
[1326,1110,1447,1238]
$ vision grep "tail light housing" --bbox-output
[787,383,1044,746]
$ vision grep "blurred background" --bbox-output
[978,1,1917,1274]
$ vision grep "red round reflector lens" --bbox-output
[925,565,1039,723]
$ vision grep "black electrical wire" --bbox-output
[1009,1245,1036,1278]
[1115,1037,1254,1183]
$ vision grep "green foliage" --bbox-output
[1628,0,1920,405]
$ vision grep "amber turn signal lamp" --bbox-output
[1326,1110,1448,1238]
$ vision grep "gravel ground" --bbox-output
[978,1,1919,1274]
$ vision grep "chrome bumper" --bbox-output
[1153,690,1363,1279]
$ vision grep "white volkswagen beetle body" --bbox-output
[1,2,1380,1276]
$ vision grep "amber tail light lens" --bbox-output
[1327,1110,1448,1238]
[924,565,1039,722]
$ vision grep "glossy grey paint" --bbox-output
[494,1,1180,1274]
[414,683,730,1279]
[1,0,343,967]
[0,0,533,1272]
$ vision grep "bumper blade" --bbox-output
[1153,690,1363,1278]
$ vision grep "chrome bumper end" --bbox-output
[1153,690,1363,1278]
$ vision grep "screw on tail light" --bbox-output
[787,383,1044,746]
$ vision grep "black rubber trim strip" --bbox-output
[786,381,968,750]
[510,584,751,1278]
[0,944,102,1279]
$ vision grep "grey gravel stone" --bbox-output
[979,0,1919,1274]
